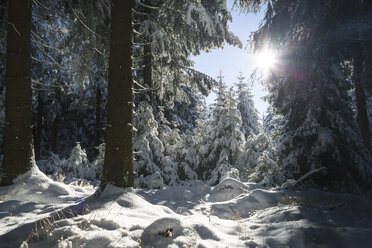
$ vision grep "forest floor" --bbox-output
[0,166,372,248]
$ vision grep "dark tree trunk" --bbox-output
[34,93,44,160]
[354,46,371,151]
[0,0,33,185]
[95,85,102,147]
[102,0,134,188]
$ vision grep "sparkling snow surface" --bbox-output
[1,167,372,247]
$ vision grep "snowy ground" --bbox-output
[1,166,372,248]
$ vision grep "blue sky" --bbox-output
[192,1,268,117]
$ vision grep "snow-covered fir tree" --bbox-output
[193,113,213,180]
[235,72,260,139]
[133,101,165,188]
[201,73,245,185]
[175,132,198,182]
[156,106,181,186]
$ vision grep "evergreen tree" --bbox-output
[235,72,260,139]
[0,0,34,185]
[202,74,245,184]
[193,112,213,180]
[156,106,180,185]
[175,132,198,182]
[133,101,164,188]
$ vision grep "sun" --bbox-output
[255,49,278,71]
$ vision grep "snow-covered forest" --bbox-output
[0,0,372,247]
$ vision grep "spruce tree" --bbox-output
[202,73,245,184]
[235,72,260,139]
[133,101,164,188]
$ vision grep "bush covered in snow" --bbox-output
[237,133,283,187]
[38,143,101,184]
[134,102,199,188]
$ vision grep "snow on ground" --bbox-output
[1,167,372,248]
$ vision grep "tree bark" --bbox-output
[102,0,134,188]
[35,92,44,160]
[1,0,33,185]
[354,46,371,151]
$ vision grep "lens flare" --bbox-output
[255,49,278,71]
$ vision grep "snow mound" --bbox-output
[206,178,248,202]
[206,178,265,202]
[0,165,92,204]
[140,217,183,245]
[211,188,286,219]
[0,165,94,240]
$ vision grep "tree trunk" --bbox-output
[1,0,33,185]
[35,92,44,160]
[354,46,371,151]
[95,85,102,147]
[102,0,134,188]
